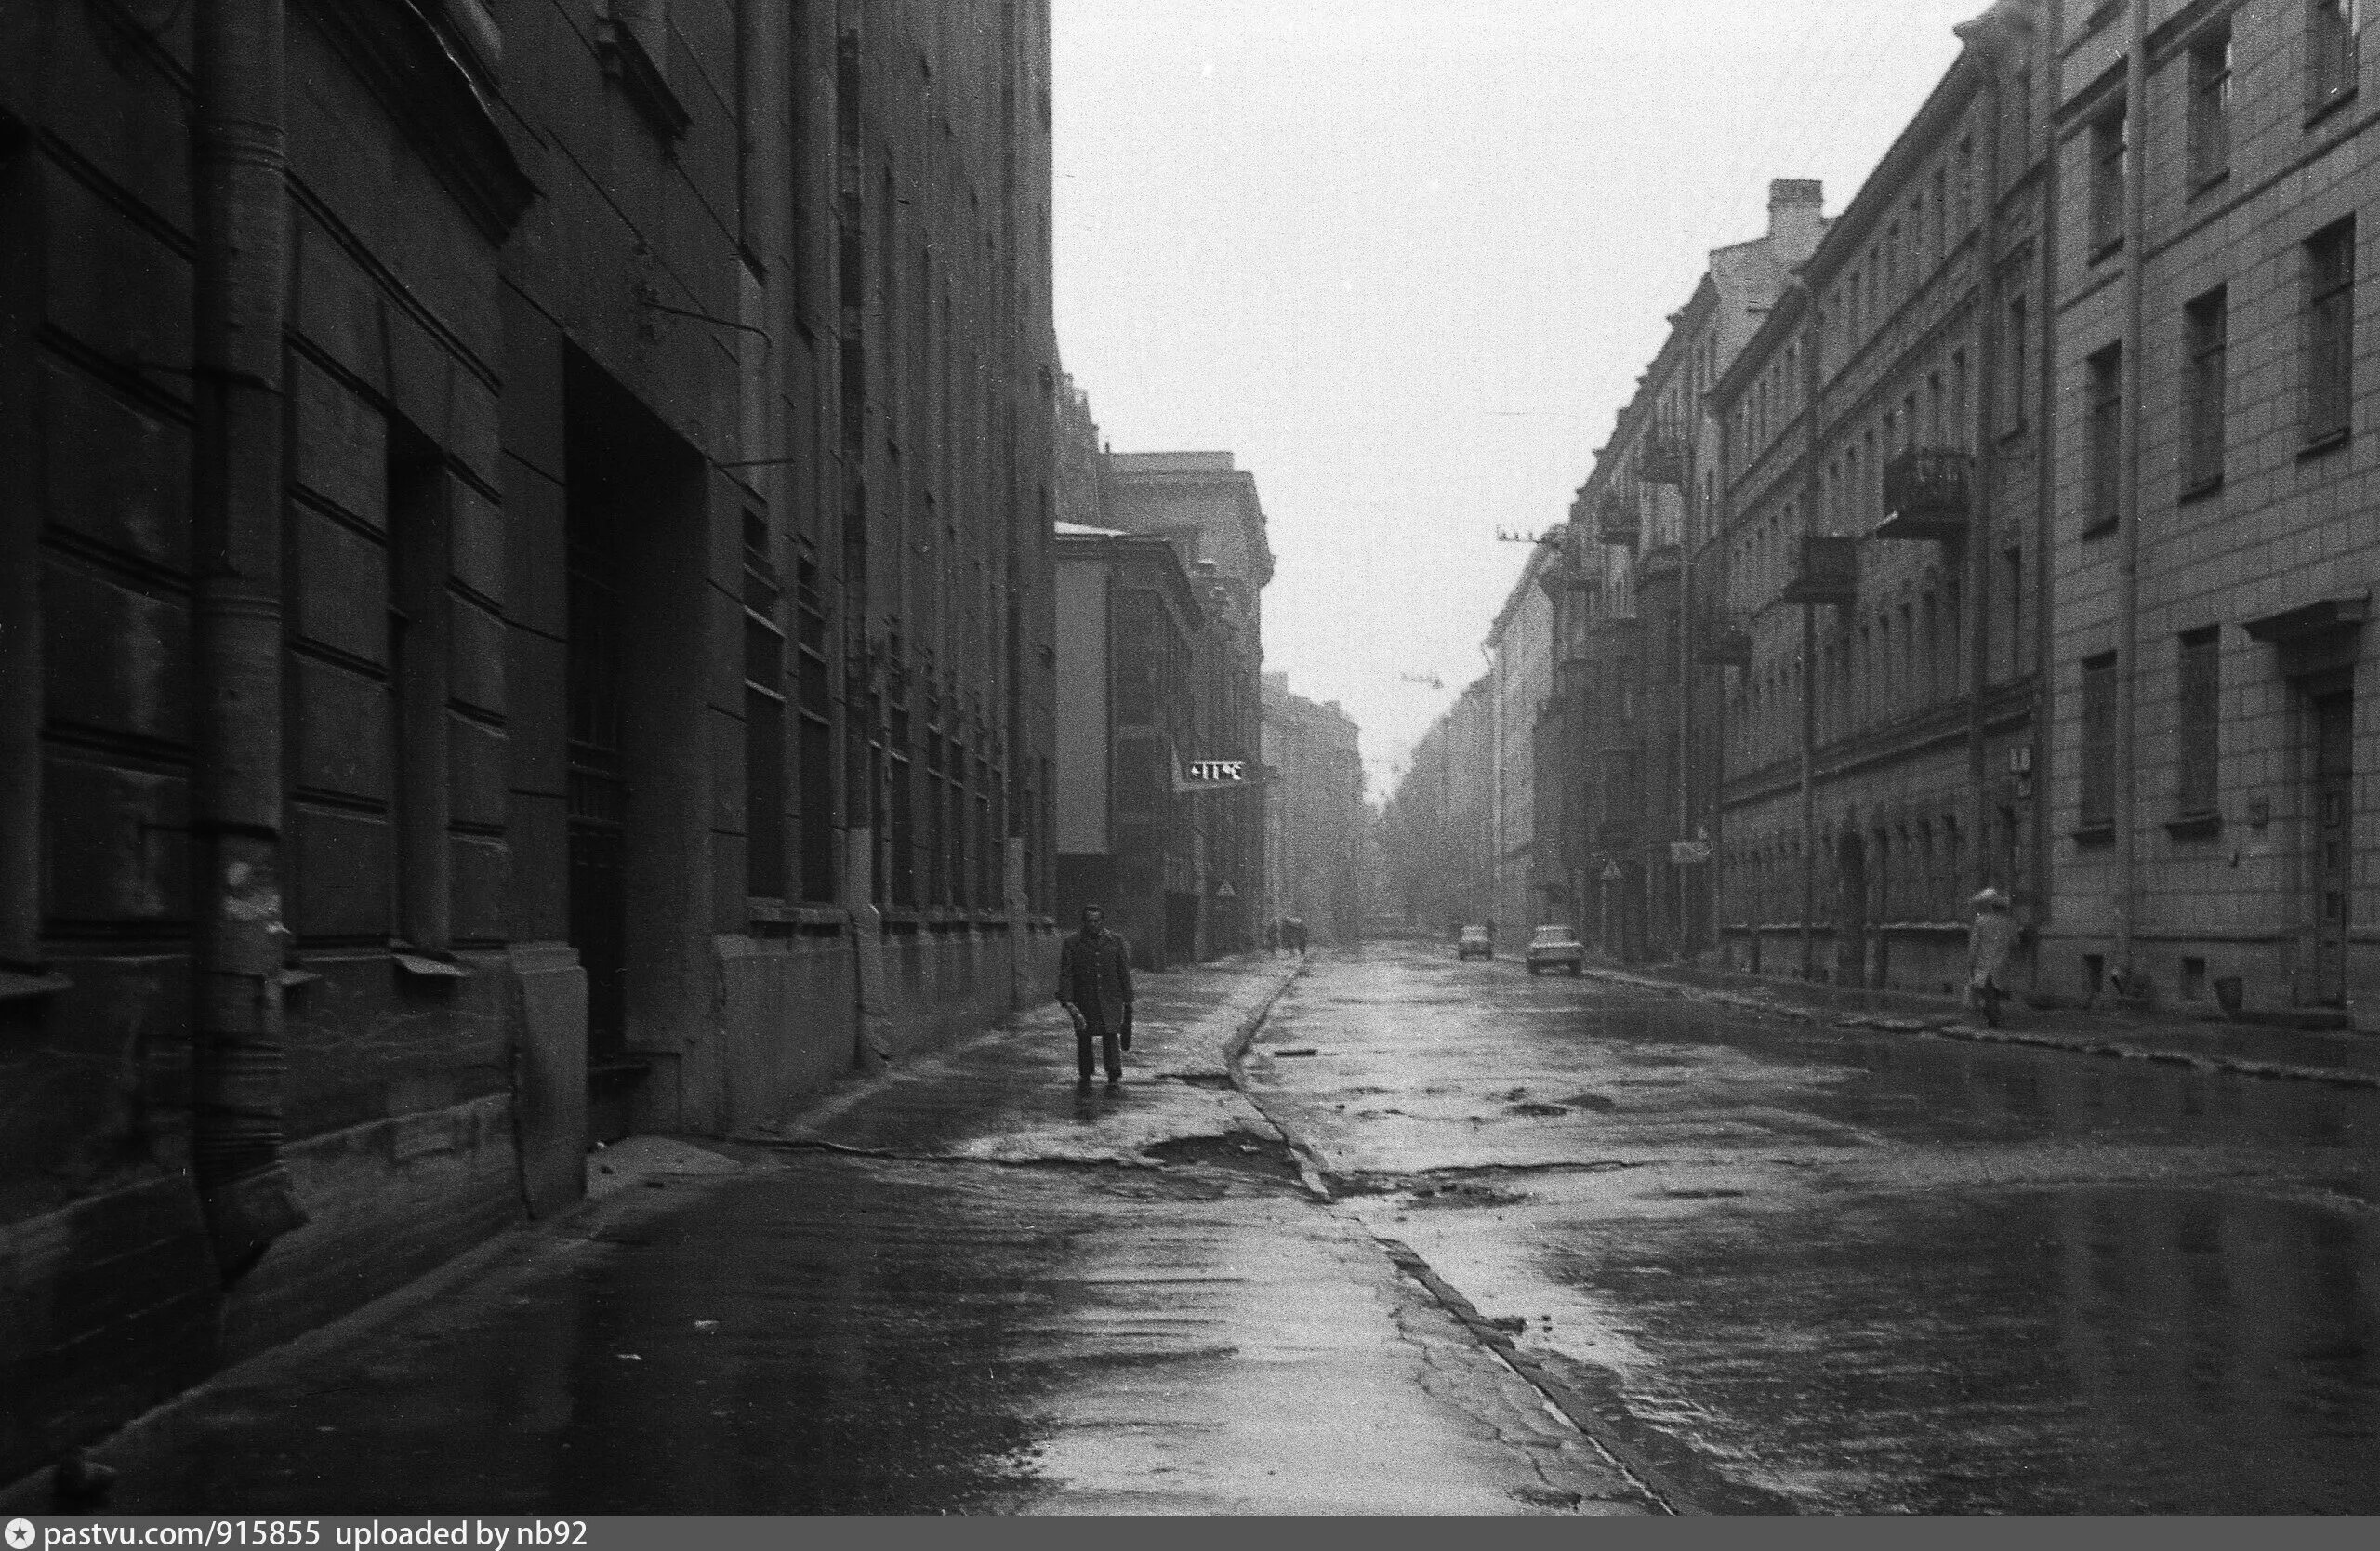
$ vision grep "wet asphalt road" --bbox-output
[1243,941,2380,1514]
[60,959,1645,1516]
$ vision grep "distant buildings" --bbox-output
[1402,0,2376,1029]
[1101,452,1275,957]
[1050,386,1279,962]
[1263,673,1365,945]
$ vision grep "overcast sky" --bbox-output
[1051,0,1984,799]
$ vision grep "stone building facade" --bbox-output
[1485,541,1556,953]
[1262,672,1365,946]
[2040,0,2377,1022]
[1540,180,1827,961]
[1100,452,1272,957]
[0,0,1061,1480]
[1707,7,2052,993]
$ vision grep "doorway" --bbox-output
[562,350,707,1143]
[2311,689,2354,1007]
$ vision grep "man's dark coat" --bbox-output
[1056,928,1134,1031]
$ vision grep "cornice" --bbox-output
[299,0,537,245]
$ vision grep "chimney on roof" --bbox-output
[1767,179,1825,266]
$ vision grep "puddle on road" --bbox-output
[1541,1182,2380,1513]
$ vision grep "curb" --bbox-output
[1580,965,2380,1091]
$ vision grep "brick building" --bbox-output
[2040,0,2376,1022]
[1099,452,1271,956]
[0,0,1061,1479]
[1261,672,1364,946]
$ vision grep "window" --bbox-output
[2177,628,2220,817]
[2004,297,2029,434]
[2306,219,2356,444]
[2080,653,2119,832]
[2188,27,2234,185]
[2085,343,2123,534]
[1931,166,1949,262]
[1952,348,1971,449]
[2183,286,2228,491]
[743,515,787,900]
[2003,547,2024,680]
[1955,138,1975,234]
[2309,0,2361,113]
[2090,105,2128,257]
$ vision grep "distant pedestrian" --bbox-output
[1289,917,1308,953]
[1967,888,2021,1027]
[1266,920,1282,955]
[1057,904,1135,1087]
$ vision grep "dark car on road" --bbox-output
[1456,925,1493,961]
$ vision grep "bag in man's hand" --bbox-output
[1119,1007,1133,1051]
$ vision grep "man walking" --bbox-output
[1057,904,1134,1088]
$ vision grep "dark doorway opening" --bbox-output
[563,351,705,1142]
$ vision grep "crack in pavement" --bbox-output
[1223,976,1699,1516]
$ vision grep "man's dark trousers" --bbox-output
[1058,925,1133,1084]
[1075,988,1121,1082]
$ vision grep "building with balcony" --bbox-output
[1707,2,2051,993]
[1536,179,1828,961]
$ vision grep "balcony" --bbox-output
[1695,619,1752,667]
[1876,447,1973,542]
[1636,541,1683,582]
[1779,534,1860,605]
[1639,431,1686,488]
[1595,490,1639,547]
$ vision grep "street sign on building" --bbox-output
[1669,840,1712,865]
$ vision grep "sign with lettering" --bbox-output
[1669,840,1712,865]
[1187,760,1245,783]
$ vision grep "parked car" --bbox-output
[1526,924,1584,975]
[1456,925,1493,961]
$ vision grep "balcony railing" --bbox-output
[1695,618,1752,667]
[1779,534,1860,605]
[1876,447,1973,542]
[1639,431,1686,488]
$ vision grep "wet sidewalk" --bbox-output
[10,954,1657,1517]
[1581,958,2380,1091]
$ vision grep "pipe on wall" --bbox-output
[190,0,305,1279]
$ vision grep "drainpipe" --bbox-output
[2113,0,2149,982]
[1959,20,2010,910]
[191,0,306,1279]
